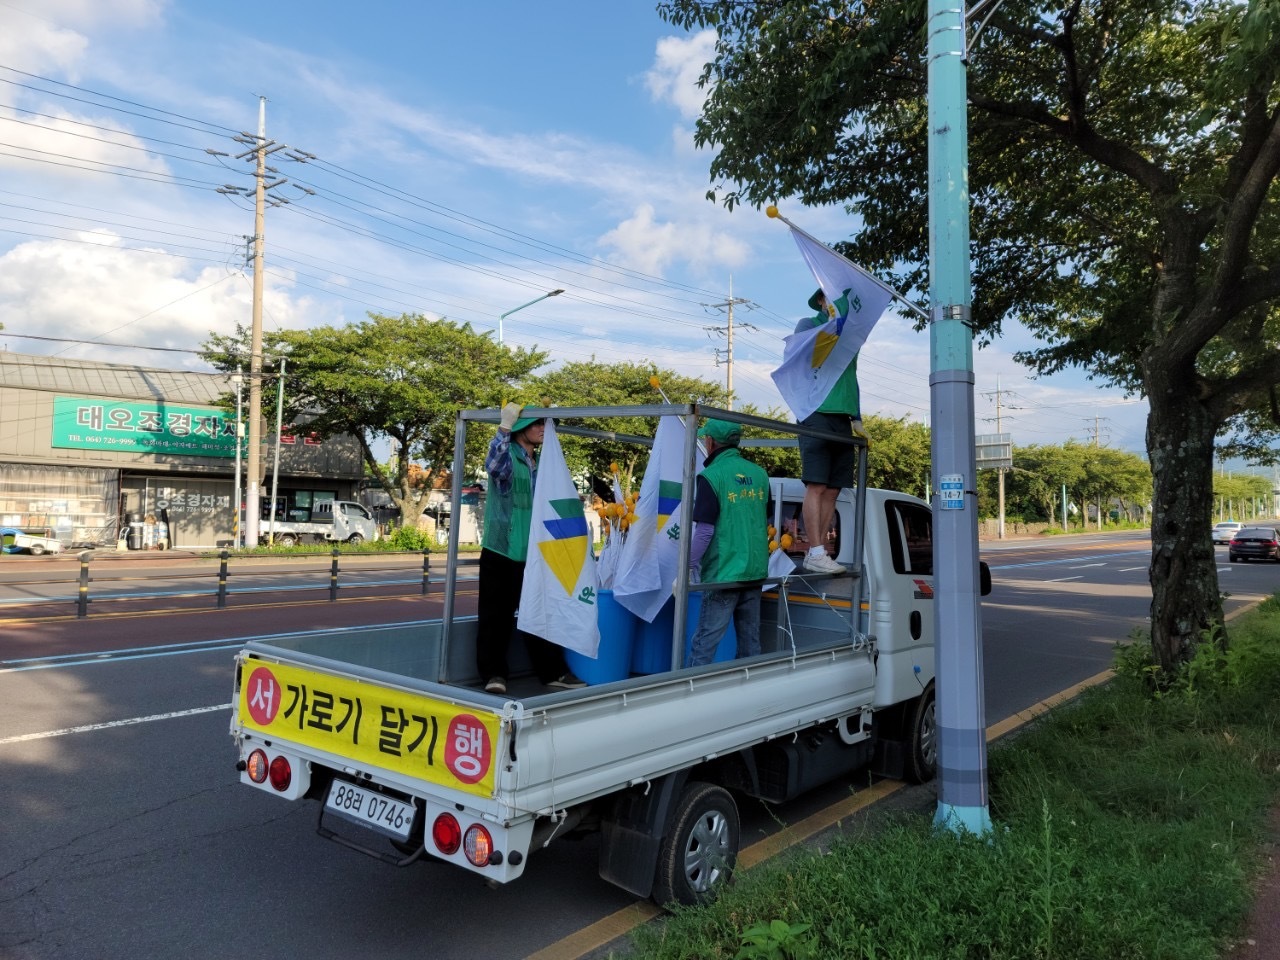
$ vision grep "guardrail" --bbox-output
[0,550,482,620]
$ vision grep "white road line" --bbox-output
[1069,562,1105,569]
[1045,575,1084,582]
[0,703,230,745]
[1119,566,1146,572]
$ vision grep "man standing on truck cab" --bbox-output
[686,419,769,666]
[795,287,868,575]
[477,403,585,695]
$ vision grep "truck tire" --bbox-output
[346,533,364,546]
[653,781,739,907]
[28,543,45,555]
[904,681,938,785]
[277,533,298,547]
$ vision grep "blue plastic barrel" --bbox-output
[630,592,737,674]
[564,589,638,685]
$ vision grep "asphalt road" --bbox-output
[2,532,1276,960]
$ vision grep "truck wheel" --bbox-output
[346,533,364,546]
[278,533,298,547]
[904,681,938,785]
[653,781,739,907]
[28,543,45,555]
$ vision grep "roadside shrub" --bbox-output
[384,524,432,552]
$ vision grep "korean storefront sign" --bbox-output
[52,396,236,458]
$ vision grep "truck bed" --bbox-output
[235,581,876,821]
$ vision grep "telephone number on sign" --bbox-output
[325,780,415,840]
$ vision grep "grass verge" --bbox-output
[625,597,1280,960]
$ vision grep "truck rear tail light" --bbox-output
[268,755,292,791]
[246,749,269,783]
[463,824,494,866]
[432,813,461,855]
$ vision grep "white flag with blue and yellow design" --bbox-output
[614,414,701,622]
[518,421,600,657]
[771,227,894,422]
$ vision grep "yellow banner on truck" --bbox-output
[237,657,502,798]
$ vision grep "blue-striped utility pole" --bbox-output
[927,0,992,836]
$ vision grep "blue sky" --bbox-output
[0,0,1151,455]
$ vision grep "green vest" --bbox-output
[698,447,769,583]
[817,349,860,417]
[482,443,535,561]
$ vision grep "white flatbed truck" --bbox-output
[229,404,989,904]
[260,499,379,547]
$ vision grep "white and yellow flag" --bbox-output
[518,421,600,657]
[613,415,701,622]
[771,227,894,422]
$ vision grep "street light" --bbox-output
[499,288,564,345]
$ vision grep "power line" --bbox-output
[0,63,239,136]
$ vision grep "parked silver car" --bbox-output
[1212,521,1244,544]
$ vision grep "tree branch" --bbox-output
[970,93,1178,197]
[1213,105,1280,292]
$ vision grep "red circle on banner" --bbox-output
[244,666,281,726]
[444,714,492,785]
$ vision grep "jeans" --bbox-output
[688,588,761,667]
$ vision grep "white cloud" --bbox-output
[0,106,169,179]
[0,234,338,367]
[644,30,717,122]
[0,1,164,77]
[597,203,750,277]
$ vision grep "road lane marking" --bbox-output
[1069,563,1105,569]
[0,704,230,745]
[987,550,1148,571]
[1119,566,1146,572]
[1045,576,1083,582]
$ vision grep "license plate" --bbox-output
[325,780,415,840]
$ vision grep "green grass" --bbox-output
[625,600,1280,960]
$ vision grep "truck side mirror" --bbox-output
[979,560,992,596]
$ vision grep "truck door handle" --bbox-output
[910,610,922,640]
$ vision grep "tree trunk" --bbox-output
[1145,379,1224,672]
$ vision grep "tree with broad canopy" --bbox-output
[201,313,546,531]
[659,0,1280,672]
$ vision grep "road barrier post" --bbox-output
[217,550,229,609]
[76,551,91,619]
[330,548,340,602]
[421,550,430,596]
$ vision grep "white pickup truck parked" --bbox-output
[260,500,379,547]
[229,405,989,905]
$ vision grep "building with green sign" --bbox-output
[0,352,364,549]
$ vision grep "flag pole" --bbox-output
[650,375,706,456]
[766,205,929,322]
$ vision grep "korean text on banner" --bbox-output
[518,421,600,657]
[238,658,501,798]
[613,415,700,622]
[770,228,894,423]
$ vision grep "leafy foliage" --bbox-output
[658,0,1280,668]
[202,313,546,528]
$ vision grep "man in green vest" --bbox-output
[685,419,770,666]
[477,403,584,695]
[795,287,867,575]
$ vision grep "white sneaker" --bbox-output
[802,553,847,575]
